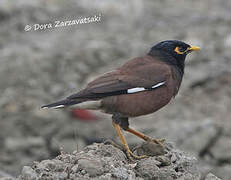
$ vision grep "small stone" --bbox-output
[92,173,112,180]
[155,156,171,166]
[171,153,177,163]
[21,166,38,180]
[78,158,104,177]
[53,172,68,180]
[112,167,129,180]
[205,173,221,180]
[154,168,177,180]
[71,164,79,173]
[135,158,159,179]
[41,160,56,170]
[80,169,87,175]
[177,172,200,180]
[210,165,231,180]
[135,141,166,157]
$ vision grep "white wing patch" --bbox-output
[127,81,165,94]
[52,105,65,109]
[151,81,165,89]
[127,87,146,94]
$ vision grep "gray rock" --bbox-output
[176,173,199,180]
[112,167,130,180]
[53,172,68,180]
[78,158,105,177]
[155,156,171,166]
[21,166,37,180]
[205,173,222,180]
[211,165,231,180]
[35,159,64,172]
[135,158,160,179]
[17,142,202,180]
[135,141,166,157]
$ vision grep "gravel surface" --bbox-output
[17,142,203,180]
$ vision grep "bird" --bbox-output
[41,40,200,160]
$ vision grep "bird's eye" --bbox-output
[174,46,187,55]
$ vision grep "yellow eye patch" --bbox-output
[174,47,187,55]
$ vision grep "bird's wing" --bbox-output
[67,56,171,100]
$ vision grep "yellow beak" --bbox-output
[188,45,200,51]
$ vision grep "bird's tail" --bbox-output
[41,99,84,109]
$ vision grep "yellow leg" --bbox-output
[112,121,148,160]
[125,127,165,146]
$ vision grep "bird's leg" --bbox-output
[124,128,165,146]
[115,115,165,147]
[112,114,147,160]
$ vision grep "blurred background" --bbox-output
[0,0,231,179]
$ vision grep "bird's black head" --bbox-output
[148,40,200,74]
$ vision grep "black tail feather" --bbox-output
[41,99,83,109]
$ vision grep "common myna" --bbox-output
[42,40,200,160]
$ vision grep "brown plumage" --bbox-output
[100,56,179,117]
[42,40,200,160]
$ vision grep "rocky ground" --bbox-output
[4,142,221,180]
[0,0,231,179]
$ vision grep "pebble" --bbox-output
[21,166,38,180]
[205,173,222,180]
[78,158,104,177]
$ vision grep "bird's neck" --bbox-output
[148,50,185,78]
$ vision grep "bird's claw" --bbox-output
[126,149,148,161]
[103,140,148,161]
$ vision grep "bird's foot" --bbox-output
[103,140,148,161]
[126,149,148,161]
